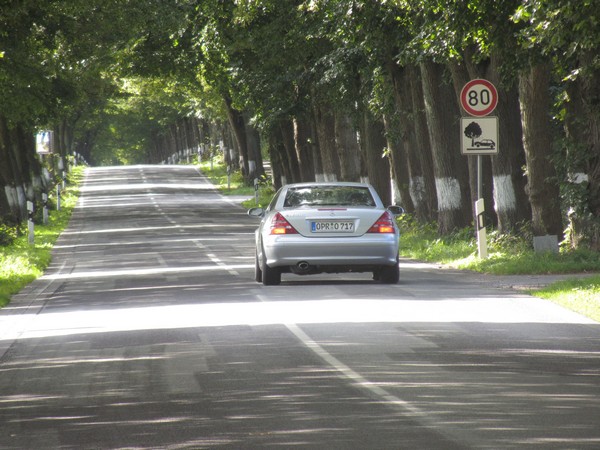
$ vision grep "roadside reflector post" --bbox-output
[27,201,35,245]
[42,192,49,225]
[254,178,259,205]
[227,165,232,190]
[475,198,488,259]
[56,185,61,211]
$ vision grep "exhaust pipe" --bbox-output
[296,261,310,272]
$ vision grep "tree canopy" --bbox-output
[2,0,600,249]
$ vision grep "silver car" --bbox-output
[248,182,403,285]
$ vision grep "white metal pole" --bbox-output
[27,201,35,245]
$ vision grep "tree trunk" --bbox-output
[383,111,414,211]
[279,118,301,183]
[403,65,437,221]
[518,62,563,238]
[420,61,471,233]
[224,97,251,182]
[361,111,392,206]
[490,82,531,232]
[243,112,264,179]
[455,49,531,233]
[407,67,438,222]
[293,114,316,182]
[563,53,600,250]
[312,101,340,181]
[334,112,361,182]
[0,117,44,223]
[268,129,291,189]
[0,115,18,221]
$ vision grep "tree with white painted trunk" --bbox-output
[420,61,472,234]
[450,53,531,234]
[385,62,437,222]
[517,1,600,250]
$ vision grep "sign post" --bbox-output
[460,79,499,259]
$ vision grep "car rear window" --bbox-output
[284,186,375,207]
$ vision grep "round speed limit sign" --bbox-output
[460,79,498,117]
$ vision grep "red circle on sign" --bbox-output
[460,79,498,117]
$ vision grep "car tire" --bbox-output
[260,246,281,285]
[379,263,399,284]
[254,250,262,283]
[262,263,281,286]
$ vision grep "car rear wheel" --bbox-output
[254,250,262,283]
[378,263,399,284]
[262,263,281,285]
[261,246,281,286]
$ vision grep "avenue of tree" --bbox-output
[1,0,599,250]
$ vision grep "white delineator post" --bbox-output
[254,178,259,205]
[42,192,49,225]
[27,201,35,245]
[475,198,488,259]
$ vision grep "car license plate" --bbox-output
[311,221,354,233]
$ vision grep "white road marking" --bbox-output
[193,242,241,276]
[283,321,429,418]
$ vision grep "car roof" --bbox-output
[283,181,373,189]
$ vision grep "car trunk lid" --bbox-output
[282,207,386,237]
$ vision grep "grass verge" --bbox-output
[398,216,600,274]
[198,160,255,197]
[197,159,275,208]
[0,167,85,308]
[397,214,600,322]
[533,277,600,323]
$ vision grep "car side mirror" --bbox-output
[387,205,405,216]
[248,207,265,218]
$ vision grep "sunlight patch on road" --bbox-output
[1,297,596,342]
[59,223,251,236]
[80,182,215,194]
[53,236,252,250]
[40,264,254,281]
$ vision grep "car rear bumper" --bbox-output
[262,234,399,268]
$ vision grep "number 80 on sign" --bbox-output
[460,79,498,117]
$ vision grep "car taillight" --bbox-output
[367,211,395,234]
[270,213,298,235]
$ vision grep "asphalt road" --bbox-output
[1,165,599,449]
